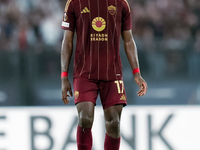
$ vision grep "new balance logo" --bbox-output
[120,94,126,100]
[81,7,90,13]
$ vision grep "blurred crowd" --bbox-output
[0,0,200,52]
[129,0,200,53]
[0,0,200,77]
[128,0,200,77]
[0,0,65,52]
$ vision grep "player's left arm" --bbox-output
[121,30,148,96]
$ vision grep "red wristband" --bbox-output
[61,72,68,78]
[132,68,140,75]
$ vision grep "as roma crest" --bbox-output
[75,91,79,99]
[108,5,116,15]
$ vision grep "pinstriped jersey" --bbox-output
[61,0,132,81]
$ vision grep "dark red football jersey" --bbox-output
[61,0,132,81]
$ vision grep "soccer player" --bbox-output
[61,0,147,149]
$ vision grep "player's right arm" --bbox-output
[61,30,74,105]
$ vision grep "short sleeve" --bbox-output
[61,0,76,31]
[121,0,132,31]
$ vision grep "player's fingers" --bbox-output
[63,98,70,105]
[64,92,69,104]
[62,90,69,104]
[142,81,148,95]
[137,89,143,96]
[137,82,147,96]
[137,91,144,96]
[137,84,144,94]
[69,89,73,97]
[138,89,145,96]
[137,89,142,94]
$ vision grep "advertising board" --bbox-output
[0,106,200,150]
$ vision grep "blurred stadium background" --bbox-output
[0,0,200,149]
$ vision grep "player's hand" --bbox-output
[61,77,73,105]
[134,74,148,96]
